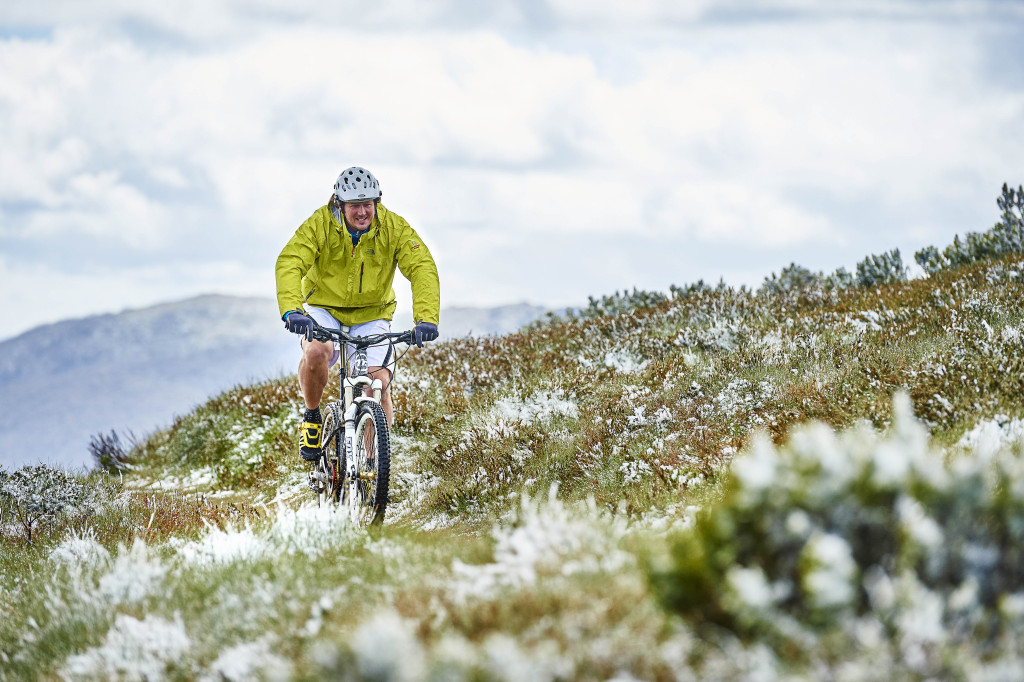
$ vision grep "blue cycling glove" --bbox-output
[414,322,439,347]
[283,310,313,339]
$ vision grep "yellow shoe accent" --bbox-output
[301,421,322,448]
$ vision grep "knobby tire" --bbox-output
[354,401,391,525]
[315,403,344,507]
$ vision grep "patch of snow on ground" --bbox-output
[958,415,1024,459]
[178,503,360,565]
[63,613,190,680]
[98,539,166,604]
[450,489,631,602]
[200,637,292,681]
[178,526,263,566]
[50,529,110,569]
[491,389,578,424]
[604,350,649,374]
[144,466,217,491]
[352,609,426,682]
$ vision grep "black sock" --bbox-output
[304,407,322,423]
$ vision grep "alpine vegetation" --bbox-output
[0,464,91,544]
[916,183,1024,275]
[1,185,1023,680]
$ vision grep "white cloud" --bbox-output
[0,6,1022,338]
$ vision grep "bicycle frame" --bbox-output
[340,346,381,506]
[305,318,414,521]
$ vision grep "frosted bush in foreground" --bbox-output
[450,487,633,603]
[62,613,191,680]
[652,393,1024,677]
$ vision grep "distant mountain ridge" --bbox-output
[0,295,549,469]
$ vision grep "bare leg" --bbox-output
[298,339,333,410]
[367,366,394,427]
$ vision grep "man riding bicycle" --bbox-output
[276,166,440,462]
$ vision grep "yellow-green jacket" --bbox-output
[276,203,440,326]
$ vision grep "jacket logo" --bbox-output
[411,242,420,250]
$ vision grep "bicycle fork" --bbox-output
[341,375,383,498]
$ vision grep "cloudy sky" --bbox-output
[1,1,1022,340]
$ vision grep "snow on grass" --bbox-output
[142,465,217,491]
[450,489,632,603]
[226,413,294,466]
[491,389,578,424]
[199,637,292,682]
[178,525,263,566]
[49,529,110,569]
[98,539,167,605]
[801,532,857,611]
[958,414,1024,459]
[351,609,426,682]
[604,350,649,373]
[62,613,190,680]
[178,502,362,567]
[258,469,308,506]
[387,433,442,524]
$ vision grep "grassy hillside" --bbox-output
[3,195,1024,679]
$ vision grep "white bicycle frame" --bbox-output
[339,345,383,518]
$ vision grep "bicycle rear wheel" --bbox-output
[313,403,344,507]
[352,401,391,525]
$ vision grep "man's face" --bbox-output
[343,200,376,232]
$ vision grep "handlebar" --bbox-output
[305,317,416,348]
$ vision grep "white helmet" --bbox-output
[333,166,382,202]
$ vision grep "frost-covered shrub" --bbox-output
[651,394,1024,675]
[669,279,715,299]
[914,245,944,275]
[915,183,1024,275]
[823,266,854,290]
[579,287,667,319]
[856,248,907,287]
[997,181,1024,232]
[759,263,853,298]
[759,262,820,295]
[62,614,192,680]
[0,464,90,543]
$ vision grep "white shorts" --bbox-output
[304,307,395,373]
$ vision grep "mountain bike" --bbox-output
[303,319,414,526]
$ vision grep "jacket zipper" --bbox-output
[359,263,364,293]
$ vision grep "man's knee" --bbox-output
[368,366,392,382]
[302,340,334,367]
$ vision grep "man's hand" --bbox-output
[414,322,438,347]
[283,310,313,339]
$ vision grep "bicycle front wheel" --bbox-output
[353,401,391,525]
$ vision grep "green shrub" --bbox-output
[579,287,667,319]
[0,464,91,543]
[856,248,907,287]
[915,183,1024,274]
[759,262,820,295]
[651,394,1024,674]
